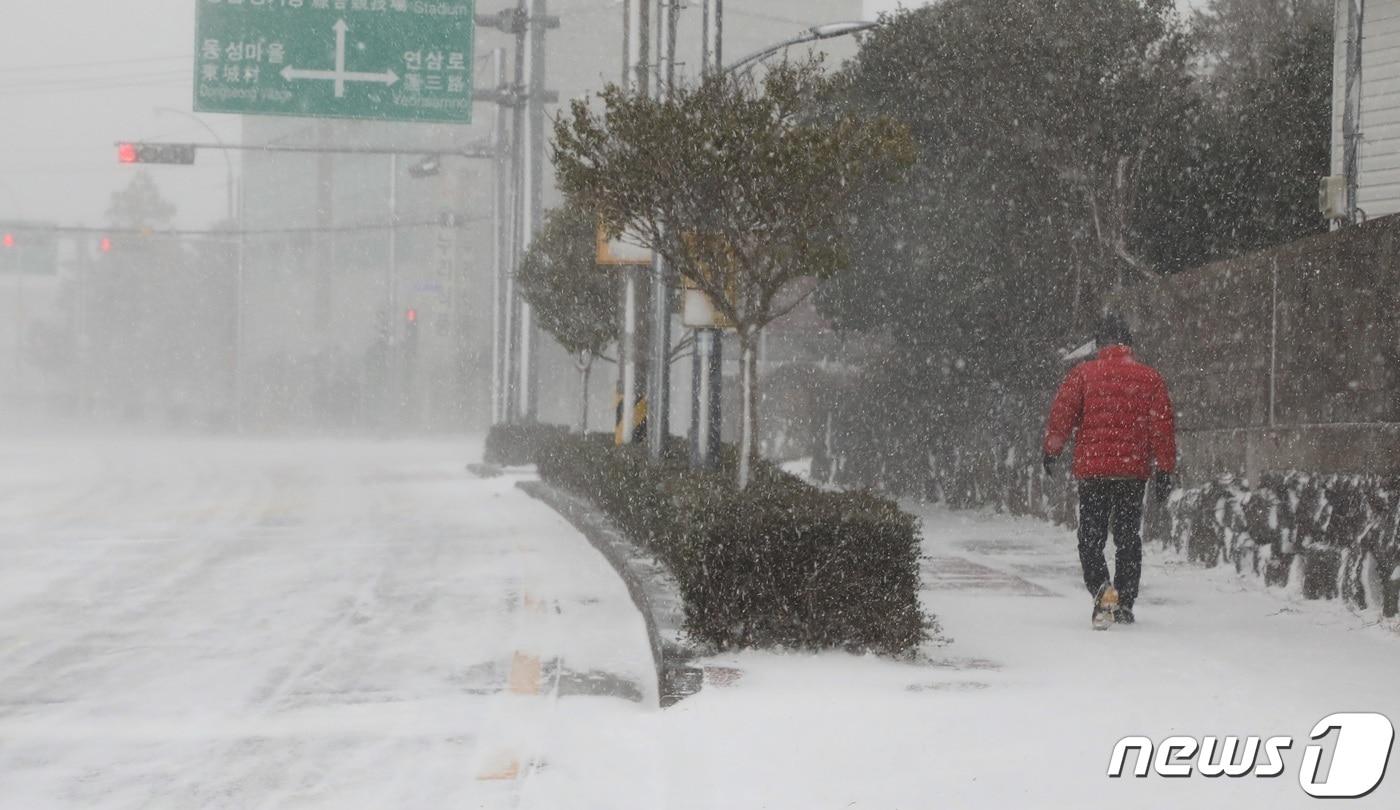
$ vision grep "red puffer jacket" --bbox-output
[1042,345,1176,480]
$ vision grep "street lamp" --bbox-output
[153,107,235,223]
[677,19,881,469]
[724,20,878,75]
[152,107,244,433]
[0,178,24,220]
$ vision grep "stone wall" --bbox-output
[809,218,1400,616]
[1112,214,1400,479]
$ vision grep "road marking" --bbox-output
[508,652,541,695]
[476,757,520,781]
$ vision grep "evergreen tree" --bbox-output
[517,203,620,433]
[554,59,914,487]
[818,0,1196,389]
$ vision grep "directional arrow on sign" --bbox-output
[280,19,400,98]
[281,65,400,95]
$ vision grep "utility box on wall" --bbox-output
[1319,175,1346,221]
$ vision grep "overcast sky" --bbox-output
[0,1,241,229]
[0,0,1218,230]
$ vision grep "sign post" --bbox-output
[194,0,476,124]
[597,224,652,445]
[680,279,730,470]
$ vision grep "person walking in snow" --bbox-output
[1041,314,1177,629]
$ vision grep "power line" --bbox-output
[0,76,188,97]
[726,9,818,27]
[0,165,181,177]
[0,69,187,91]
[1,215,492,239]
[116,139,500,159]
[0,55,190,74]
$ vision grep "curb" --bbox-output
[517,480,705,707]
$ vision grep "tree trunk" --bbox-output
[737,330,759,490]
[576,352,592,435]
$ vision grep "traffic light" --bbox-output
[404,308,420,359]
[117,142,197,165]
[0,227,57,275]
[408,156,441,179]
[99,236,112,254]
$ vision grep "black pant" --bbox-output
[1077,479,1146,609]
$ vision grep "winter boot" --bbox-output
[1116,605,1135,625]
[1092,582,1119,631]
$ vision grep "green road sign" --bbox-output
[0,229,58,277]
[194,0,476,125]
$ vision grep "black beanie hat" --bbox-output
[1095,313,1133,347]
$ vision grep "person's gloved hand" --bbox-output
[1153,471,1175,503]
[1043,453,1057,477]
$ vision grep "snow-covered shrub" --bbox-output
[811,371,1400,616]
[534,431,932,655]
[483,423,571,467]
[1156,473,1400,615]
[827,415,1400,616]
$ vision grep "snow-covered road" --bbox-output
[1,436,1397,809]
[0,436,658,809]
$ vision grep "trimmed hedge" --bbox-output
[483,422,570,467]
[533,431,931,656]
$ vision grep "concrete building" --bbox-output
[236,0,864,433]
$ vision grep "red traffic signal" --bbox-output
[99,237,113,253]
[405,308,418,324]
[2,233,13,249]
[117,142,196,165]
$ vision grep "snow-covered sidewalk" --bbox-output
[655,503,1400,810]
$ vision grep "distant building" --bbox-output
[237,0,865,432]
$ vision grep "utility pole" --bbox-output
[702,0,723,74]
[488,4,544,428]
[235,179,247,433]
[646,0,679,461]
[619,0,650,445]
[504,0,558,425]
[490,47,511,426]
[387,151,403,428]
[504,1,529,424]
[11,240,24,398]
[691,0,724,469]
[518,0,552,423]
[1342,0,1365,225]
